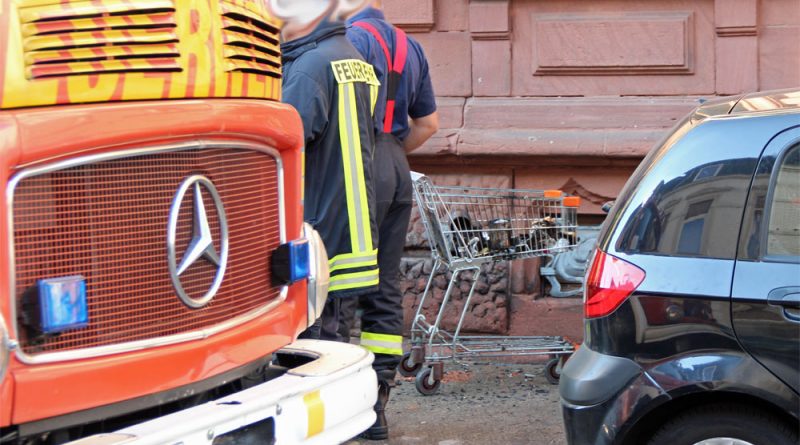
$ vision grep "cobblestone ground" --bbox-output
[345,362,567,445]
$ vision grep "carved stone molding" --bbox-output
[714,0,758,37]
[471,31,511,41]
[716,26,758,37]
[531,11,695,76]
[713,0,758,93]
[469,0,510,41]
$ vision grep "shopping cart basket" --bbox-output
[401,173,581,395]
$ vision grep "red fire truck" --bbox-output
[0,0,377,443]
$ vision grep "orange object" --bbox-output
[2,98,307,428]
[544,190,563,198]
[564,196,582,207]
[0,0,315,435]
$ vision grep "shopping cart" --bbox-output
[400,173,581,395]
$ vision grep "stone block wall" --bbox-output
[399,257,510,334]
[382,0,800,339]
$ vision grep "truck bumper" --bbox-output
[67,340,377,445]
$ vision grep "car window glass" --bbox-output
[766,143,800,257]
[617,154,756,259]
[599,115,695,245]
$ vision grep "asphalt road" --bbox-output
[345,362,567,445]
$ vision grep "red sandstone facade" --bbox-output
[384,0,800,338]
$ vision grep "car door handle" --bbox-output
[768,287,800,309]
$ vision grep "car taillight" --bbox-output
[584,250,645,319]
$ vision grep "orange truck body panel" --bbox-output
[0,100,307,426]
[0,0,318,434]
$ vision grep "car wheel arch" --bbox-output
[618,390,798,445]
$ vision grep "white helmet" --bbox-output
[332,0,371,19]
[266,0,334,26]
[267,0,370,26]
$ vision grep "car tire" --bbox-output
[647,404,798,445]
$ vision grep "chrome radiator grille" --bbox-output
[11,146,283,357]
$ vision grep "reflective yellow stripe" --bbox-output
[338,82,358,252]
[350,86,373,252]
[304,390,325,438]
[329,269,380,292]
[328,249,378,272]
[337,80,373,254]
[347,82,373,252]
[366,64,381,116]
[338,83,361,252]
[361,332,403,344]
[361,332,404,356]
[369,84,378,116]
[362,344,404,355]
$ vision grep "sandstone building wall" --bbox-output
[382,0,800,339]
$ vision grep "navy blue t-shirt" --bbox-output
[346,8,437,141]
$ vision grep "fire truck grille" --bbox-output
[11,147,283,356]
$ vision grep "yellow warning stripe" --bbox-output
[337,81,374,254]
[303,390,325,438]
[328,249,378,273]
[347,83,373,253]
[338,82,359,253]
[369,84,379,116]
[361,332,404,355]
[329,269,380,293]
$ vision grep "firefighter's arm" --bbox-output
[403,111,439,153]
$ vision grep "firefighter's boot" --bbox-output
[362,371,395,440]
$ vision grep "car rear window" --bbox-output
[767,143,800,257]
[610,118,761,260]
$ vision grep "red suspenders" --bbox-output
[353,21,408,134]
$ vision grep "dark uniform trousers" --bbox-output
[336,132,411,376]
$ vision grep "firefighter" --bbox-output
[276,0,382,339]
[340,1,440,439]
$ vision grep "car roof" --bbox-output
[692,89,800,122]
[732,89,800,114]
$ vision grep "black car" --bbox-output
[560,90,800,445]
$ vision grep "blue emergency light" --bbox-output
[271,239,310,285]
[288,239,311,282]
[38,275,88,334]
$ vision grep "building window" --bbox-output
[677,200,713,255]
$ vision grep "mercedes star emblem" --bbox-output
[167,175,229,309]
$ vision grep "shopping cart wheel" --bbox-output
[415,367,441,396]
[544,358,561,385]
[398,352,422,377]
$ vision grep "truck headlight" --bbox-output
[304,223,329,326]
[0,316,10,382]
